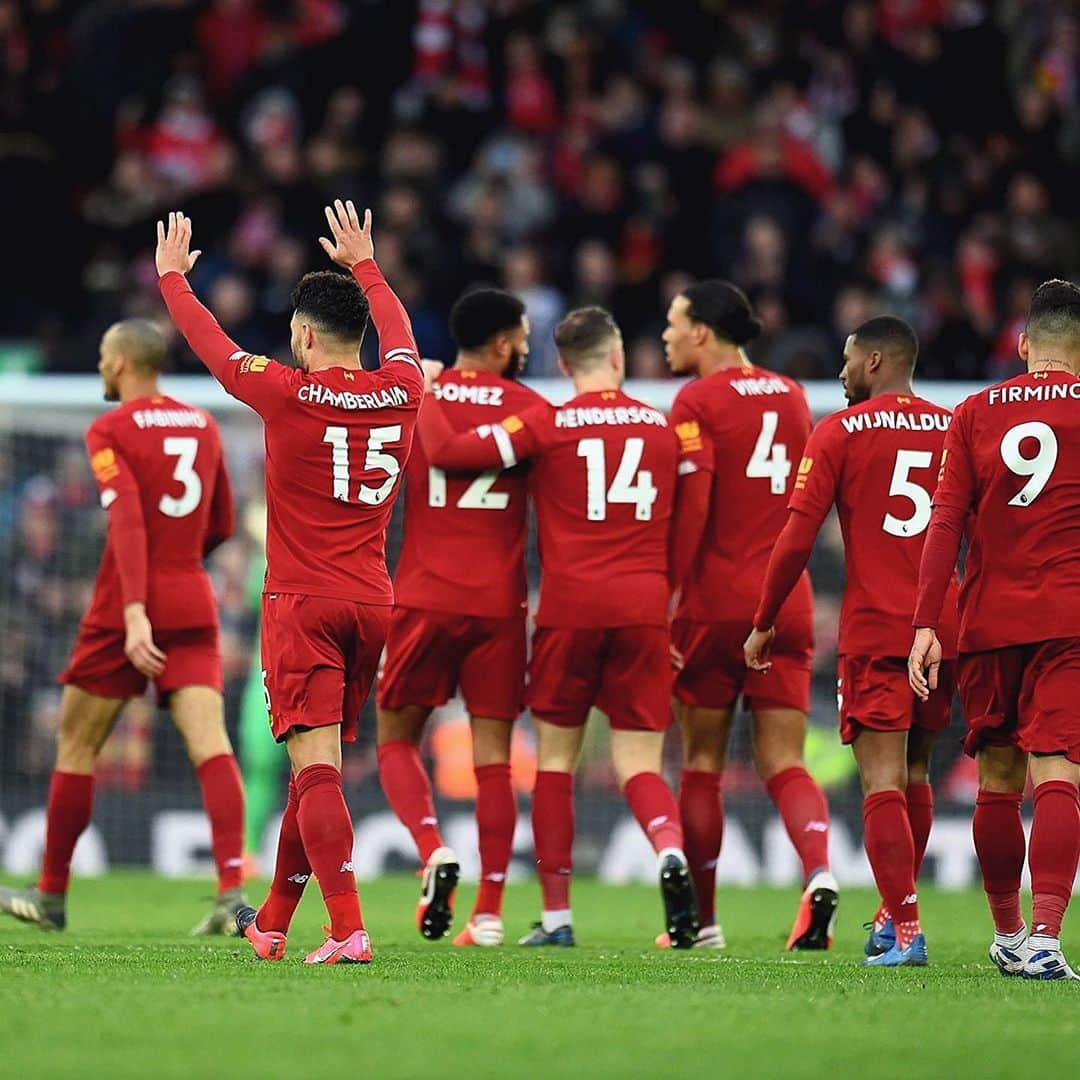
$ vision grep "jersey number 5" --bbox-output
[882,449,933,536]
[577,437,657,521]
[160,436,203,518]
[323,425,403,506]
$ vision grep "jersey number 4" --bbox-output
[746,412,791,495]
[577,437,658,521]
[323,425,403,506]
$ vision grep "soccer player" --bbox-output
[376,288,546,947]
[418,307,699,948]
[746,316,958,967]
[0,319,246,935]
[910,279,1080,981]
[156,203,422,965]
[663,281,835,950]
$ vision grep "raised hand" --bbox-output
[319,199,374,269]
[155,212,202,277]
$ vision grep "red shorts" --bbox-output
[60,622,221,706]
[672,616,812,713]
[958,638,1080,762]
[377,607,526,721]
[837,655,955,746]
[261,593,390,744]
[526,625,673,732]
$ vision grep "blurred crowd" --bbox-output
[2,0,1078,382]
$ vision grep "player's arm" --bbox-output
[85,423,165,678]
[745,423,838,671]
[668,399,715,590]
[417,385,544,473]
[156,213,291,416]
[318,199,424,395]
[203,449,235,558]
[910,412,974,698]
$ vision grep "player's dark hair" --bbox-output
[449,289,526,351]
[852,315,919,370]
[292,271,370,343]
[554,306,620,371]
[1025,278,1080,344]
[108,319,167,373]
[682,280,762,346]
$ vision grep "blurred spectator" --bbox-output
[1,0,1079,383]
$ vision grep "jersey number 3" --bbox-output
[323,425,403,506]
[160,436,203,518]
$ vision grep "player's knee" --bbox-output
[182,723,233,767]
[471,717,512,767]
[752,743,803,782]
[55,724,102,771]
[375,706,428,746]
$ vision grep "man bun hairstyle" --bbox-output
[554,306,620,372]
[682,279,762,346]
[852,314,919,370]
[449,288,527,351]
[292,270,370,343]
[1026,278,1080,345]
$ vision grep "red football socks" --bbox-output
[765,765,831,881]
[1029,780,1080,939]
[294,764,363,940]
[532,770,574,912]
[679,769,723,926]
[624,772,684,853]
[38,771,95,895]
[905,782,934,877]
[863,789,920,947]
[258,779,310,934]
[377,739,444,864]
[972,789,1025,935]
[196,754,246,893]
[473,763,515,918]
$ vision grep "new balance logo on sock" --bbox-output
[647,815,669,833]
[287,873,310,884]
[902,893,918,906]
[804,821,829,833]
[484,872,506,883]
[339,860,355,874]
[225,857,245,868]
[421,817,438,826]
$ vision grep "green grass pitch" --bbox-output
[1,873,1077,1078]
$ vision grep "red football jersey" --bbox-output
[160,261,423,605]
[83,395,233,630]
[670,365,812,622]
[789,393,960,658]
[419,388,677,628]
[927,371,1080,652]
[393,368,546,618]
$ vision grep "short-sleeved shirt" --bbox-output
[932,370,1080,652]
[789,393,960,659]
[477,390,677,628]
[83,395,232,630]
[393,369,546,618]
[670,365,812,623]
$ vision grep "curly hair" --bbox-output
[291,270,370,342]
